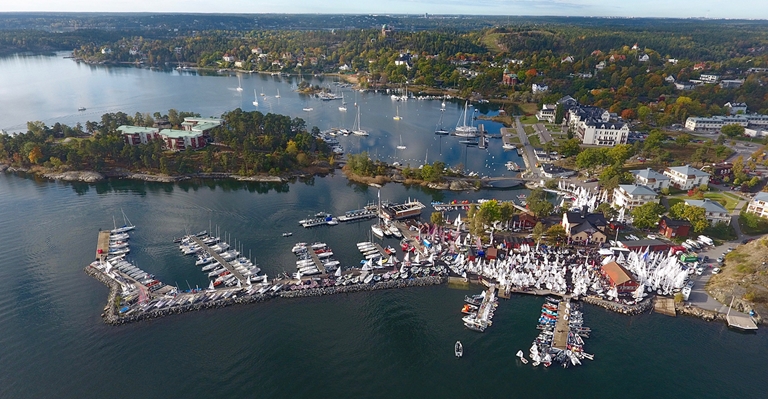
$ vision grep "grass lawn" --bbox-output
[520,115,539,125]
[524,125,535,135]
[507,136,521,144]
[667,197,684,210]
[528,134,542,147]
[519,103,539,115]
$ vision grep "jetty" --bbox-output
[552,296,571,350]
[96,230,111,262]
[189,236,247,285]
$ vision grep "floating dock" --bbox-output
[189,236,246,285]
[96,231,111,262]
[654,297,676,317]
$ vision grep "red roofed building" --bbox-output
[601,261,639,294]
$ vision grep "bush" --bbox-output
[739,212,768,235]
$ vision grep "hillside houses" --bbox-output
[663,165,710,190]
[562,208,608,244]
[685,199,730,225]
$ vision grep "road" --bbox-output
[534,123,553,143]
[685,241,753,318]
[514,116,541,179]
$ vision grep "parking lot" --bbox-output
[685,241,740,313]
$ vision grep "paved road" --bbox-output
[514,116,540,179]
[535,123,553,143]
[686,241,752,317]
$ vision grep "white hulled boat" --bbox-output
[454,101,478,137]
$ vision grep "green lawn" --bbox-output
[520,115,538,125]
[524,125,535,135]
[528,133,541,147]
[667,197,684,210]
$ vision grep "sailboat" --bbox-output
[396,135,406,150]
[260,87,266,97]
[275,89,281,98]
[454,101,478,137]
[236,75,243,92]
[371,187,384,238]
[110,209,135,234]
[339,93,347,111]
[435,108,449,135]
[252,89,259,106]
[393,105,402,121]
[352,106,368,136]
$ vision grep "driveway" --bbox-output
[535,123,553,143]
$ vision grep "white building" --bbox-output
[578,121,629,146]
[612,184,659,211]
[631,168,670,190]
[536,104,557,123]
[532,83,549,93]
[700,74,720,83]
[685,199,731,225]
[684,114,768,132]
[725,102,748,115]
[746,192,768,219]
[663,165,710,190]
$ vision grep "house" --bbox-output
[612,184,659,211]
[663,165,710,190]
[685,199,731,225]
[674,82,695,90]
[609,54,626,62]
[638,54,650,62]
[101,47,112,54]
[725,102,748,115]
[595,61,606,70]
[536,104,557,123]
[664,75,676,83]
[532,83,549,93]
[745,128,768,137]
[338,64,350,71]
[700,74,720,83]
[512,212,538,229]
[394,53,413,69]
[684,114,768,132]
[700,162,733,181]
[658,216,691,239]
[234,61,244,68]
[746,192,768,219]
[251,47,262,54]
[631,168,670,190]
[160,129,207,151]
[720,80,744,89]
[561,56,575,63]
[222,54,235,62]
[117,125,161,146]
[601,261,639,294]
[693,62,707,70]
[668,58,679,65]
[562,208,608,244]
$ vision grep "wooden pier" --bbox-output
[372,243,389,259]
[552,296,571,350]
[189,236,247,284]
[96,231,111,261]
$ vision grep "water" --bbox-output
[1,53,768,398]
[0,52,523,177]
[1,173,767,399]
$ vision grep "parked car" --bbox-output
[717,257,724,263]
[696,267,704,275]
[712,267,721,274]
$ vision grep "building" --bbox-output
[578,120,629,146]
[562,208,608,244]
[745,192,768,219]
[532,83,549,93]
[639,54,650,62]
[618,239,671,252]
[222,54,235,62]
[685,199,731,225]
[664,75,676,83]
[631,168,670,190]
[658,216,691,239]
[541,164,576,178]
[612,184,659,211]
[700,74,720,83]
[685,114,768,132]
[720,80,744,89]
[160,129,206,151]
[536,104,557,122]
[502,69,518,86]
[725,102,748,115]
[117,125,161,146]
[700,162,733,182]
[601,261,639,294]
[663,165,710,190]
[181,117,223,135]
[512,212,538,230]
[674,82,696,90]
[745,127,768,138]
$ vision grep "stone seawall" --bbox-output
[279,276,447,299]
[581,296,653,316]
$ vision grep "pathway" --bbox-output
[514,116,540,179]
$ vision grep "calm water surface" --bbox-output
[1,53,767,399]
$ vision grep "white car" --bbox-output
[695,267,704,275]
[712,267,721,274]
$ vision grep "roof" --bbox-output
[160,129,202,139]
[572,221,605,236]
[685,199,729,214]
[753,192,768,202]
[618,184,657,197]
[117,125,158,134]
[666,165,710,178]
[601,261,635,286]
[660,216,691,227]
[564,211,607,227]
[619,239,669,248]
[190,122,220,132]
[632,168,670,181]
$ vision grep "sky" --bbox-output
[0,0,765,20]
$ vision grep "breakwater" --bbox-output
[581,295,653,316]
[86,263,446,326]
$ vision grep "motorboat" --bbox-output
[282,232,293,237]
[455,341,463,358]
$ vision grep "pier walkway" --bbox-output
[189,236,246,285]
[394,221,428,256]
[96,231,111,261]
[307,248,325,273]
[553,296,571,350]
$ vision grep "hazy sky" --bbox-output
[1,0,764,20]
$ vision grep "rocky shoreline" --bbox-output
[581,295,654,316]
